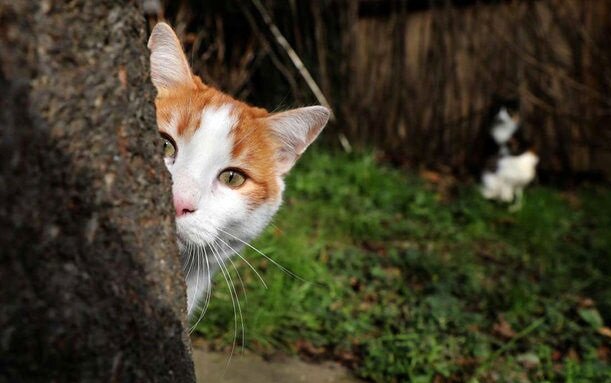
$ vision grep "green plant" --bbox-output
[195,149,611,382]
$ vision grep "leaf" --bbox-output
[598,326,611,338]
[578,308,604,329]
[493,315,516,339]
[517,352,540,369]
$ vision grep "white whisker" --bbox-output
[189,244,213,333]
[220,244,248,302]
[210,240,246,355]
[184,240,195,278]
[218,228,311,284]
[182,240,189,273]
[207,240,243,370]
[188,242,202,316]
[216,236,268,289]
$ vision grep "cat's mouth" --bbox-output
[175,215,215,245]
[175,225,243,257]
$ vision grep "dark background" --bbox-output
[147,0,611,184]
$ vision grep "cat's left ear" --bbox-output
[265,106,330,175]
[147,22,195,93]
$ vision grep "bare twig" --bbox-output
[250,0,334,119]
[236,0,300,99]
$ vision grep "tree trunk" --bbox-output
[0,1,195,382]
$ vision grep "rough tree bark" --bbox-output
[0,1,195,382]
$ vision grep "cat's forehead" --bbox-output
[155,85,268,139]
[157,101,231,141]
[157,90,223,137]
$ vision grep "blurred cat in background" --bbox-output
[477,99,538,209]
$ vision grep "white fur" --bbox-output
[164,106,283,315]
[172,105,328,315]
[491,107,519,149]
[481,151,539,203]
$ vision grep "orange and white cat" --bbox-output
[148,23,329,316]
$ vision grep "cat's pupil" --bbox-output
[219,169,246,188]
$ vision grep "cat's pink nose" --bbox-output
[173,195,197,217]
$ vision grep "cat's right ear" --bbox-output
[147,22,195,93]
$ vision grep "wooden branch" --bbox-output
[250,0,334,119]
[237,0,301,99]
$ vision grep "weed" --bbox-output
[196,150,611,382]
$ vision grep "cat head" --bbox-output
[148,23,329,253]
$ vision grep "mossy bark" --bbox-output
[0,1,194,381]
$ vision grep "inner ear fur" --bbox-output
[264,106,330,175]
[148,22,195,92]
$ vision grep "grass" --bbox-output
[195,149,611,382]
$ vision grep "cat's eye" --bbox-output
[218,169,246,188]
[160,134,176,158]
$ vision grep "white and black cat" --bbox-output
[477,100,539,207]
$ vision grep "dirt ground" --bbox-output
[192,343,363,383]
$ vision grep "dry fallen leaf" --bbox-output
[420,169,442,184]
[578,297,595,308]
[598,326,611,338]
[295,339,325,357]
[493,315,516,339]
[566,348,580,361]
[597,345,610,362]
